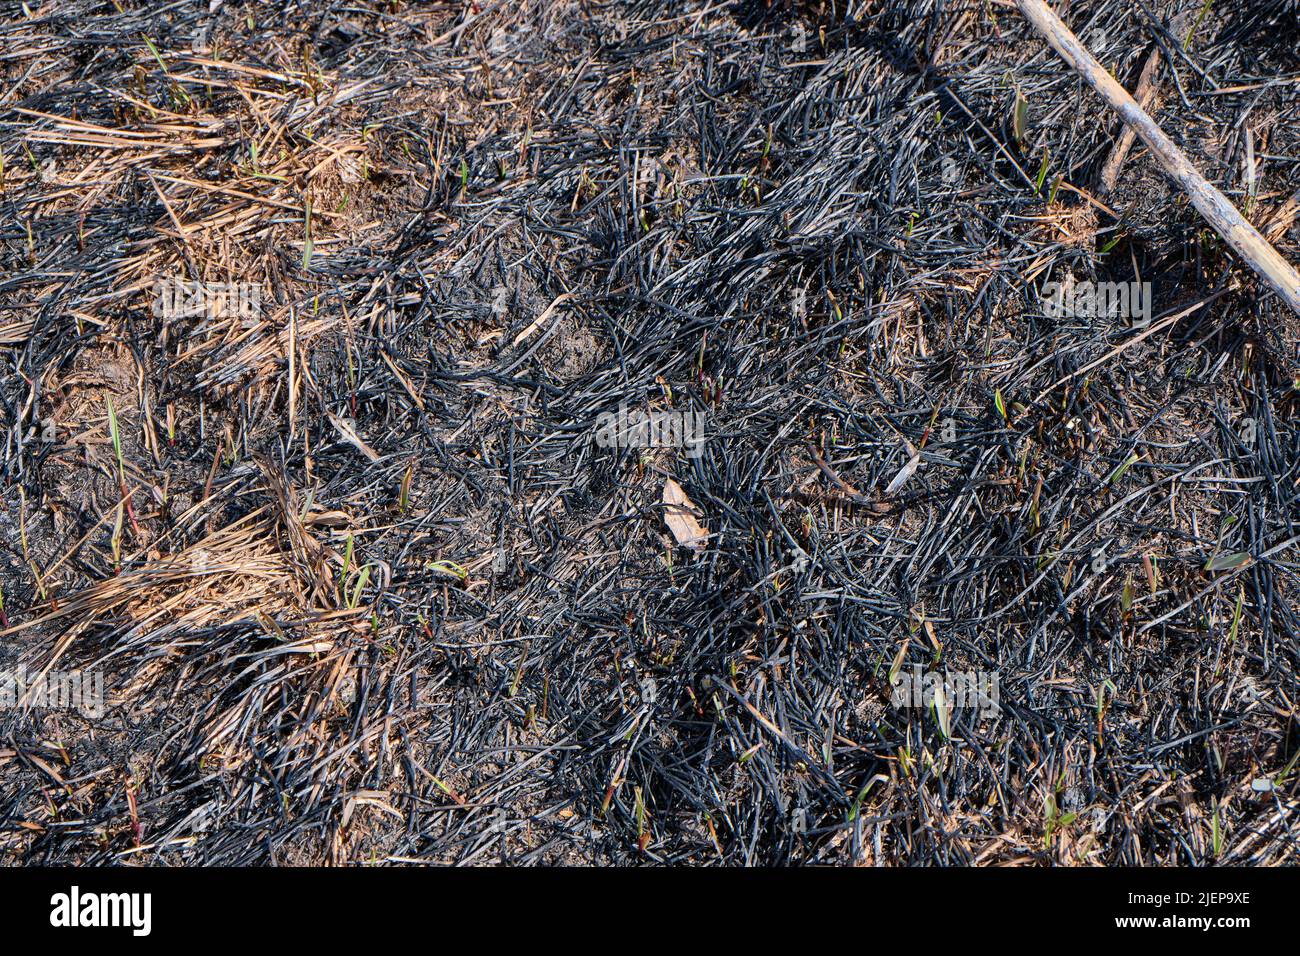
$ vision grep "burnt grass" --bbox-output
[0,0,1298,865]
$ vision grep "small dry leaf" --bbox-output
[326,411,380,462]
[885,438,921,496]
[663,478,708,552]
[922,617,941,654]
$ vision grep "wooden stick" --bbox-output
[1097,46,1161,196]
[1014,0,1300,320]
